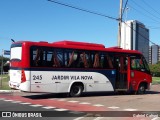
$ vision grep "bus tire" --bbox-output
[69,84,83,97]
[137,83,146,94]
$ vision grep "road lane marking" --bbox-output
[94,117,104,120]
[42,106,56,109]
[20,102,31,105]
[30,104,43,107]
[58,99,66,101]
[73,117,85,120]
[151,117,160,120]
[54,108,68,111]
[0,98,5,100]
[4,99,13,102]
[124,108,137,111]
[108,106,120,109]
[79,102,91,104]
[12,101,22,103]
[49,98,57,100]
[93,104,104,107]
[68,101,79,103]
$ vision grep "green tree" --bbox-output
[149,62,160,77]
[0,56,10,73]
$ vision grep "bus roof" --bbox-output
[12,40,142,55]
[53,40,105,48]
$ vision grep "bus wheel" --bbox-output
[69,84,83,97]
[137,84,146,94]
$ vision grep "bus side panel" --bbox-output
[29,70,115,93]
[30,71,57,93]
[130,70,150,91]
[56,71,115,93]
[85,72,115,92]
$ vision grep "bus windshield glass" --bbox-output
[10,44,22,61]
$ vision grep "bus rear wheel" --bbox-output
[137,84,146,94]
[69,84,83,97]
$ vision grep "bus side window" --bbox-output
[106,55,114,69]
[139,58,145,69]
[99,54,114,69]
[45,51,53,67]
[89,54,94,68]
[52,51,60,67]
[124,57,128,70]
[68,51,74,67]
[93,53,100,68]
[115,57,120,70]
[68,51,78,67]
[131,59,135,69]
[34,49,43,66]
[131,57,144,70]
[142,57,150,72]
[79,52,89,68]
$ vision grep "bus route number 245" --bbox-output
[32,75,42,80]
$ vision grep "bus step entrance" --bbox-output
[116,72,128,89]
[115,81,127,89]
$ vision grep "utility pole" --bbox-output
[1,49,3,75]
[0,49,3,88]
[118,0,123,47]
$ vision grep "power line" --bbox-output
[47,0,119,21]
[128,0,160,27]
[48,0,158,46]
[141,0,160,17]
[122,0,129,16]
[130,0,160,20]
[127,4,160,24]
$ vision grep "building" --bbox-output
[121,20,149,62]
[149,45,160,64]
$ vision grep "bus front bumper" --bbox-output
[9,81,20,90]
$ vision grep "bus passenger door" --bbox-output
[115,56,128,90]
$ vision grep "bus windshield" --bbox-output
[10,44,22,61]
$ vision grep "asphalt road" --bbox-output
[0,84,160,120]
[0,99,86,120]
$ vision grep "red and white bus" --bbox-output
[9,40,152,97]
